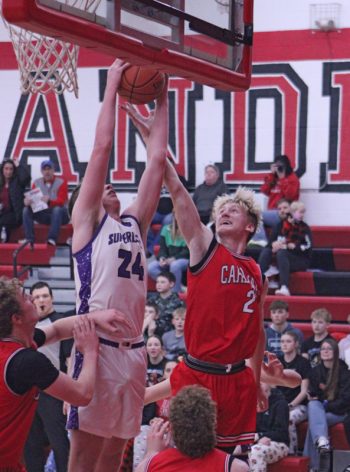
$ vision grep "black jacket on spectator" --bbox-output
[256,388,290,445]
[308,359,350,415]
[1,162,31,224]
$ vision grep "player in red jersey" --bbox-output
[136,385,248,472]
[125,106,268,452]
[0,277,129,472]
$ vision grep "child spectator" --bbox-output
[148,272,184,336]
[278,331,311,454]
[162,307,187,361]
[265,300,304,356]
[148,215,189,293]
[301,308,333,367]
[303,338,350,471]
[272,200,312,296]
[338,314,350,369]
[248,383,289,472]
[133,335,166,470]
[142,301,159,339]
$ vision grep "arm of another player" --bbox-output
[163,160,212,265]
[44,316,98,405]
[247,278,268,411]
[71,59,130,243]
[144,378,171,405]
[42,308,132,344]
[261,352,302,388]
[125,79,169,239]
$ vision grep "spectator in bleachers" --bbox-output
[133,335,167,470]
[338,314,350,369]
[303,338,350,471]
[248,383,289,472]
[261,200,312,296]
[22,160,69,246]
[148,272,184,336]
[0,157,30,242]
[162,306,186,361]
[259,154,300,232]
[250,197,291,248]
[301,308,334,368]
[192,164,227,225]
[278,331,311,454]
[143,301,159,339]
[265,300,304,356]
[256,198,290,269]
[148,214,189,293]
[146,174,189,257]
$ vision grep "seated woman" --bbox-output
[248,383,289,471]
[303,338,350,471]
[278,331,311,454]
[0,157,30,242]
[148,214,189,293]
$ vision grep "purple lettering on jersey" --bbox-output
[108,232,140,245]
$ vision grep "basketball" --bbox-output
[118,66,166,104]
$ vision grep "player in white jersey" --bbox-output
[67,59,169,472]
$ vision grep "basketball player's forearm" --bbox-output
[144,379,171,404]
[147,82,168,162]
[249,329,266,384]
[74,350,98,404]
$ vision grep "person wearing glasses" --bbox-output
[303,338,350,471]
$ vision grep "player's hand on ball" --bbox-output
[107,58,130,91]
[121,102,155,144]
[92,308,132,335]
[73,316,98,354]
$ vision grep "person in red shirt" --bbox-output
[136,385,248,472]
[125,105,268,453]
[22,160,69,246]
[251,155,300,246]
[0,276,130,472]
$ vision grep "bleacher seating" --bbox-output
[9,224,72,245]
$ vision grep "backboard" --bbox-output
[1,0,253,92]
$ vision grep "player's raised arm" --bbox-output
[71,59,129,244]
[125,78,169,239]
[163,159,212,265]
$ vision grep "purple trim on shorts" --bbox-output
[66,350,84,430]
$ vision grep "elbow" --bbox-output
[75,389,94,407]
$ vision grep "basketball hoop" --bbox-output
[0,0,102,97]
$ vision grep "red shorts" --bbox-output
[170,361,256,449]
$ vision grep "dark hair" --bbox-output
[145,300,159,315]
[146,334,163,347]
[0,277,23,337]
[68,183,81,218]
[320,338,340,401]
[281,330,299,344]
[156,271,176,284]
[0,159,17,189]
[274,155,293,176]
[30,281,53,297]
[269,300,289,312]
[169,386,217,458]
[277,198,290,207]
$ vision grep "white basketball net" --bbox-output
[0,0,102,97]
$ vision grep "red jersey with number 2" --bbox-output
[185,239,263,364]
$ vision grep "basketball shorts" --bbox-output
[170,361,257,449]
[67,335,147,439]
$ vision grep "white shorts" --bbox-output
[67,335,147,439]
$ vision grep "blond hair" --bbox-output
[290,200,305,213]
[212,186,262,239]
[311,308,332,323]
[173,306,186,319]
